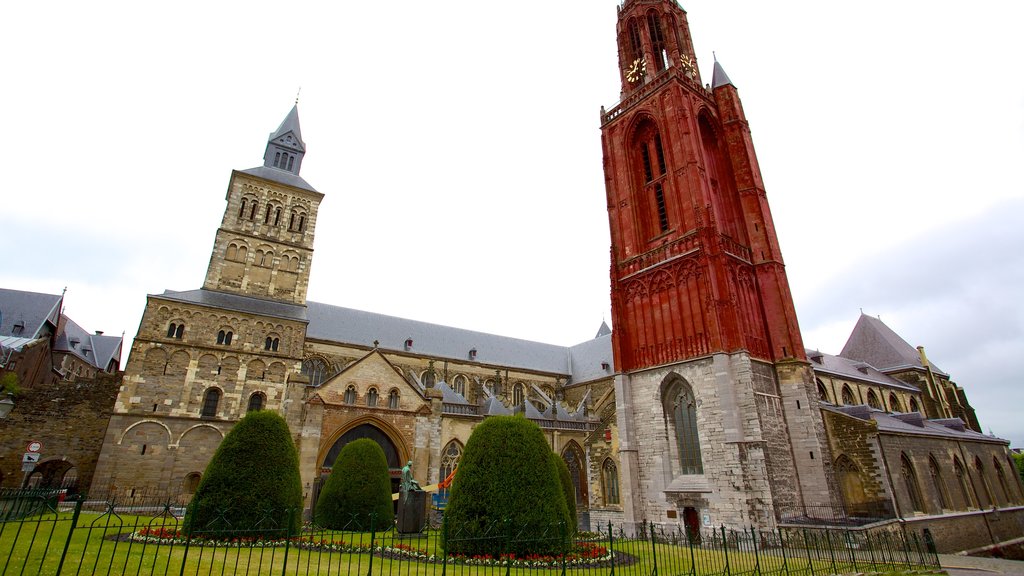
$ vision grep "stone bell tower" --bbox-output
[600,0,835,529]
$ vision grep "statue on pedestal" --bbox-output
[397,460,425,533]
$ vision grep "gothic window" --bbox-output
[366,387,379,407]
[954,458,973,509]
[975,457,993,508]
[994,458,1010,506]
[183,473,201,494]
[264,337,280,352]
[301,358,327,387]
[928,456,950,510]
[439,441,462,492]
[889,394,903,413]
[512,383,525,407]
[866,390,880,409]
[388,389,400,409]
[344,385,356,405]
[201,388,221,418]
[452,374,467,398]
[288,156,295,171]
[910,397,920,413]
[562,443,587,506]
[421,371,436,388]
[167,323,184,339]
[835,455,866,513]
[632,119,671,238]
[626,19,643,68]
[664,377,703,475]
[216,330,233,346]
[646,12,668,72]
[602,459,620,506]
[841,385,855,406]
[816,379,830,403]
[900,453,924,513]
[247,392,265,413]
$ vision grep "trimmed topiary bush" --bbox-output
[314,438,394,531]
[553,454,577,533]
[183,410,302,538]
[443,415,570,556]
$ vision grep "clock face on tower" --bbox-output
[625,57,647,84]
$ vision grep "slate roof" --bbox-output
[238,166,318,193]
[0,288,62,339]
[824,405,1006,445]
[568,333,614,385]
[53,315,123,371]
[157,289,309,323]
[806,348,918,392]
[269,105,305,151]
[712,60,733,89]
[839,314,947,376]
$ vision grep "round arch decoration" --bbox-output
[317,416,409,475]
[117,419,173,446]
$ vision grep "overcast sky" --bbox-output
[2,1,1022,445]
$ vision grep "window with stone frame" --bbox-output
[452,374,467,398]
[264,336,280,352]
[994,457,1010,506]
[301,358,328,387]
[910,397,920,413]
[562,443,587,505]
[247,392,265,413]
[602,458,620,506]
[166,322,184,339]
[889,393,903,413]
[216,330,233,346]
[184,472,201,494]
[841,386,855,406]
[344,385,357,405]
[928,455,950,510]
[512,383,525,407]
[366,387,379,407]
[388,389,400,409]
[439,441,462,494]
[866,389,881,410]
[900,454,924,513]
[954,458,974,509]
[816,379,830,403]
[663,376,703,475]
[201,388,221,418]
[974,456,994,508]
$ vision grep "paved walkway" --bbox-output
[938,553,1024,575]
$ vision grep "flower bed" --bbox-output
[128,528,618,569]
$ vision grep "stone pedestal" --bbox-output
[397,489,426,533]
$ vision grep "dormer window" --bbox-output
[69,337,80,348]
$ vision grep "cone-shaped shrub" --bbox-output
[443,415,570,556]
[183,410,302,538]
[553,454,577,533]
[314,438,394,531]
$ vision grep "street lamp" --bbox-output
[0,393,14,419]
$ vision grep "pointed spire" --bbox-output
[596,321,612,338]
[262,105,306,176]
[711,56,734,89]
[269,105,305,151]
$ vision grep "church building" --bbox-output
[88,0,1023,552]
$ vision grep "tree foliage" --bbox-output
[0,372,20,396]
[314,438,394,531]
[1013,451,1024,485]
[553,454,577,533]
[184,410,302,537]
[443,416,570,556]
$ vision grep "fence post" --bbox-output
[721,526,730,576]
[608,521,616,576]
[687,524,696,576]
[824,529,837,574]
[900,525,911,567]
[777,528,789,576]
[911,531,924,567]
[650,521,659,576]
[802,529,814,576]
[843,530,857,574]
[54,495,84,576]
[177,526,193,576]
[281,508,294,576]
[367,512,377,576]
[751,527,761,576]
[504,518,512,576]
[441,515,449,576]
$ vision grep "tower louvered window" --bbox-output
[647,12,667,72]
[634,121,670,237]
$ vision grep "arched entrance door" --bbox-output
[317,423,404,508]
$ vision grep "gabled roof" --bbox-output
[0,288,62,339]
[806,348,918,392]
[156,289,308,323]
[238,166,318,193]
[268,105,305,151]
[839,314,946,376]
[53,315,123,370]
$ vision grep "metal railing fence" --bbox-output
[0,490,940,576]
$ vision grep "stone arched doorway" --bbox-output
[315,422,406,509]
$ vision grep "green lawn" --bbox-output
[0,510,938,576]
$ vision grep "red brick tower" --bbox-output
[601,0,835,529]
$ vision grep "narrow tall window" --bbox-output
[654,184,669,233]
[633,120,671,239]
[842,386,855,406]
[602,459,620,506]
[901,454,924,513]
[647,12,667,72]
[910,397,920,413]
[274,152,282,167]
[452,374,467,398]
[239,198,247,218]
[167,323,177,338]
[367,388,379,407]
[388,389,400,409]
[817,379,830,403]
[274,208,281,226]
[867,390,880,409]
[265,205,272,223]
[439,441,462,495]
[994,458,1009,506]
[627,19,643,65]
[250,202,257,220]
[344,385,356,404]
[287,156,295,171]
[562,444,586,505]
[665,378,703,475]
[929,456,950,510]
[513,383,525,407]
[975,457,993,507]
[890,394,903,412]
[201,388,221,418]
[175,324,184,339]
[302,358,327,387]
[954,458,973,509]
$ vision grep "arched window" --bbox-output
[264,204,272,223]
[247,392,265,413]
[421,371,436,388]
[274,152,282,168]
[646,11,668,72]
[216,330,233,346]
[274,208,281,226]
[301,358,327,387]
[184,472,201,494]
[388,389,400,409]
[835,455,866,513]
[866,390,880,410]
[201,388,221,418]
[900,453,924,513]
[344,385,356,405]
[562,443,587,506]
[816,379,830,403]
[366,387,379,407]
[625,19,643,72]
[512,383,525,406]
[249,201,258,220]
[841,386,855,406]
[889,394,903,413]
[264,337,280,352]
[975,457,993,508]
[167,323,177,338]
[602,459,620,506]
[632,119,670,237]
[994,458,1010,506]
[439,441,462,493]
[239,198,248,218]
[929,456,950,510]
[452,374,467,398]
[909,397,920,413]
[664,377,703,475]
[954,458,973,509]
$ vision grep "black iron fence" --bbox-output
[0,489,940,576]
[779,502,896,527]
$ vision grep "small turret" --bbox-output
[262,105,306,175]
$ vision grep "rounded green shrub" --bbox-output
[314,438,394,531]
[443,416,570,556]
[553,454,577,533]
[183,410,302,538]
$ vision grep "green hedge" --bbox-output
[553,454,577,533]
[443,416,570,556]
[314,438,394,531]
[183,410,302,537]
